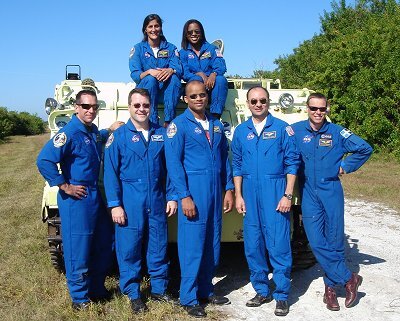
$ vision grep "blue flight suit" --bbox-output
[231,115,300,301]
[129,40,183,123]
[179,42,228,115]
[291,120,372,287]
[36,114,113,304]
[103,119,175,300]
[164,109,234,306]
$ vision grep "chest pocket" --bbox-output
[261,131,281,155]
[76,135,98,161]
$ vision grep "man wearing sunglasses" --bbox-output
[37,89,123,310]
[103,88,177,314]
[231,86,300,317]
[165,80,234,318]
[291,92,372,311]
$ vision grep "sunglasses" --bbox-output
[77,103,99,111]
[187,29,201,36]
[189,93,207,99]
[308,106,328,112]
[132,103,150,109]
[249,98,268,105]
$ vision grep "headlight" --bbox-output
[278,93,294,109]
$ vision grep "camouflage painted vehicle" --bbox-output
[41,64,315,272]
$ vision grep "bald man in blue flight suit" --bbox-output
[180,19,228,118]
[103,88,177,314]
[232,86,300,317]
[165,80,234,318]
[291,92,373,311]
[129,14,182,127]
[36,90,121,310]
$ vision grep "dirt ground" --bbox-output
[207,199,400,321]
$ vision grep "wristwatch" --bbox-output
[284,193,293,200]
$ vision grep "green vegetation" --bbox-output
[255,0,400,159]
[0,107,45,141]
[0,134,223,321]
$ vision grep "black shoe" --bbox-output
[274,300,289,316]
[201,295,231,305]
[150,292,176,304]
[89,290,113,303]
[246,293,273,307]
[72,301,91,311]
[130,298,148,313]
[183,304,207,318]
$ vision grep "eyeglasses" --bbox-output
[308,106,328,112]
[187,29,201,36]
[132,103,151,109]
[189,93,207,99]
[77,103,99,111]
[249,98,268,105]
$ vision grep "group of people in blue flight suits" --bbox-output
[36,12,373,318]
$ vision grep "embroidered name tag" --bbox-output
[213,126,221,133]
[263,131,276,139]
[319,139,332,147]
[200,51,211,59]
[158,50,169,58]
[151,134,164,142]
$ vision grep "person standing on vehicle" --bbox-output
[103,88,177,314]
[180,19,228,119]
[231,86,299,317]
[165,80,234,318]
[291,92,373,311]
[36,89,122,310]
[129,13,183,127]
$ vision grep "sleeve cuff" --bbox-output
[107,200,121,208]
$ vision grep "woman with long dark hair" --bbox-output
[129,14,182,126]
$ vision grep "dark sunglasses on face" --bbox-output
[189,93,207,99]
[308,106,328,112]
[77,103,99,111]
[187,29,201,36]
[132,103,150,109]
[249,98,268,105]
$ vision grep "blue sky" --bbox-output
[0,0,339,118]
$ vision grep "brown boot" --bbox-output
[345,273,363,308]
[323,285,340,311]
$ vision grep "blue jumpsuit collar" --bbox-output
[143,40,169,56]
[187,41,211,55]
[71,114,95,134]
[305,119,330,134]
[245,113,275,133]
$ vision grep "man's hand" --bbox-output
[223,190,234,213]
[181,196,196,218]
[235,194,246,215]
[166,200,178,217]
[276,196,292,213]
[59,183,87,199]
[111,206,127,225]
[109,121,125,132]
[339,167,345,176]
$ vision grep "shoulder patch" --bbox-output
[285,126,294,136]
[167,122,177,138]
[129,47,135,58]
[340,128,353,139]
[53,132,67,148]
[105,133,114,148]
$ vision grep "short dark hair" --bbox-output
[128,88,150,105]
[75,89,97,104]
[181,19,207,49]
[142,14,166,42]
[306,92,327,106]
[246,86,269,100]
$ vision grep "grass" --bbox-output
[0,134,223,321]
[0,134,398,320]
[341,153,400,213]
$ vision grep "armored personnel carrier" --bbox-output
[41,64,314,272]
